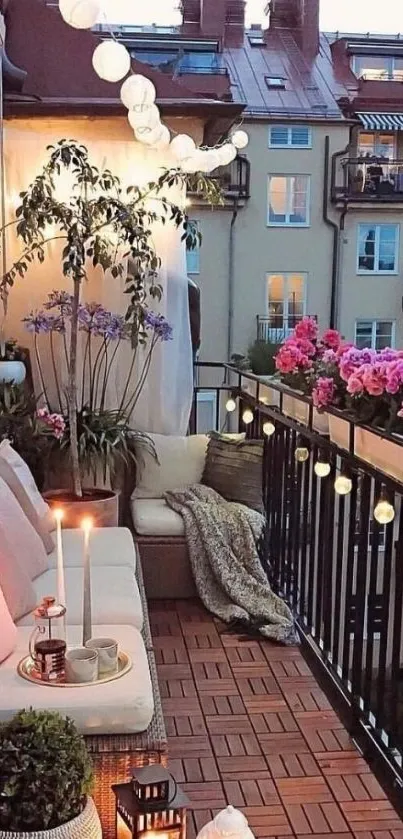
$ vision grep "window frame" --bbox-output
[266,271,308,331]
[352,54,403,81]
[356,223,399,275]
[354,319,396,350]
[268,124,312,149]
[267,174,310,227]
[186,219,200,275]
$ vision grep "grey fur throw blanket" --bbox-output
[164,484,297,645]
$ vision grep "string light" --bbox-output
[226,397,237,413]
[263,421,275,437]
[242,408,254,425]
[374,489,395,524]
[295,436,309,463]
[58,0,100,28]
[231,129,249,149]
[314,451,331,478]
[334,464,352,496]
[92,39,131,82]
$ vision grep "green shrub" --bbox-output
[0,709,93,832]
[247,340,280,375]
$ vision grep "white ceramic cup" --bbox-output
[65,647,99,683]
[85,637,118,674]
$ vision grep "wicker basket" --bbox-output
[0,797,101,839]
[84,555,167,839]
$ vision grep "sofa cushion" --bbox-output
[132,498,185,537]
[0,538,36,621]
[0,475,49,581]
[202,432,265,514]
[0,585,17,663]
[17,566,143,631]
[132,433,208,498]
[47,527,137,570]
[0,440,54,553]
[0,624,154,734]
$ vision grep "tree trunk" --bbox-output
[68,278,82,497]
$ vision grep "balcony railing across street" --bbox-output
[192,362,403,806]
[335,156,403,200]
[257,313,306,343]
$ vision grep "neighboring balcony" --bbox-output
[188,155,250,204]
[332,156,403,205]
[256,313,312,343]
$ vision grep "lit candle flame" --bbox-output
[54,508,64,523]
[81,516,93,533]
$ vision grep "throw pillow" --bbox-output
[0,475,49,580]
[0,583,18,662]
[132,433,209,498]
[0,440,54,553]
[0,535,36,621]
[202,432,265,514]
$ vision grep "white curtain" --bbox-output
[3,117,193,435]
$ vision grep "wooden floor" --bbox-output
[150,599,403,839]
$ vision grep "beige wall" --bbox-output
[194,121,350,362]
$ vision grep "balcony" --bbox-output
[191,362,403,801]
[332,155,403,204]
[188,154,250,203]
[256,313,308,343]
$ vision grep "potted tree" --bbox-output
[0,140,220,522]
[0,708,101,839]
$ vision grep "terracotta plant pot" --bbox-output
[43,488,120,527]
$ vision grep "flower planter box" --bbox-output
[355,428,403,484]
[328,414,350,451]
[282,391,329,434]
[241,374,256,399]
[258,377,280,407]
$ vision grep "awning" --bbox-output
[357,112,403,131]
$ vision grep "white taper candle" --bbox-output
[82,517,93,646]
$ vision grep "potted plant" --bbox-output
[0,140,221,520]
[0,708,101,839]
[0,340,26,385]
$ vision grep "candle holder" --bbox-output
[113,766,189,839]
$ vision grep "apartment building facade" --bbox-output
[180,0,403,361]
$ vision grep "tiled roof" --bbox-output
[223,29,351,120]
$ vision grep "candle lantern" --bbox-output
[113,766,189,839]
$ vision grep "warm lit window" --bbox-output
[269,125,312,149]
[357,131,395,159]
[186,220,200,274]
[352,54,403,81]
[267,175,310,226]
[266,272,307,337]
[355,319,395,350]
[357,223,399,273]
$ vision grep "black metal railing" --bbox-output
[333,156,403,201]
[188,155,250,201]
[256,313,314,343]
[192,362,403,806]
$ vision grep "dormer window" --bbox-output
[265,76,286,89]
[352,54,403,81]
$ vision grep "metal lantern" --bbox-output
[113,766,189,839]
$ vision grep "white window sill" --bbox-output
[268,144,312,150]
[267,222,310,228]
[356,269,399,276]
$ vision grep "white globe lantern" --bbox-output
[217,143,237,166]
[92,40,131,83]
[135,123,166,147]
[128,104,160,132]
[149,125,171,150]
[231,129,249,149]
[59,0,101,28]
[121,74,156,109]
[196,805,256,839]
[196,150,215,173]
[203,150,221,172]
[170,134,196,162]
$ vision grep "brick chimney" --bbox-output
[269,0,319,59]
[181,0,245,45]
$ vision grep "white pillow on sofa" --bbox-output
[0,584,18,663]
[0,440,54,553]
[133,433,209,498]
[0,475,49,581]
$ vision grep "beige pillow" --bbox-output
[0,440,54,553]
[202,432,265,514]
[0,533,36,621]
[132,433,209,498]
[0,475,48,581]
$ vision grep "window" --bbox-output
[132,50,222,75]
[357,131,395,159]
[355,319,395,350]
[352,54,403,81]
[269,125,312,148]
[267,175,310,226]
[265,76,286,89]
[266,272,307,338]
[186,220,200,274]
[357,223,399,273]
[248,33,265,46]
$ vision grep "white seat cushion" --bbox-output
[17,566,143,630]
[131,498,185,537]
[132,433,208,499]
[47,527,137,570]
[0,625,154,734]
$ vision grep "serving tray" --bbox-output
[17,651,132,687]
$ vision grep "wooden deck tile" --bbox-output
[149,599,403,839]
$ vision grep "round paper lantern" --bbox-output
[170,134,196,162]
[92,40,131,83]
[217,143,237,166]
[128,104,160,132]
[59,0,101,28]
[203,150,221,172]
[121,74,156,109]
[135,123,166,146]
[231,129,249,149]
[150,125,171,150]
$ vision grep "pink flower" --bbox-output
[294,316,318,342]
[312,376,335,409]
[37,408,66,440]
[295,337,316,357]
[275,340,311,374]
[322,328,341,350]
[385,360,403,395]
[322,349,338,364]
[361,363,387,397]
[347,374,364,395]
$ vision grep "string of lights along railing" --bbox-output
[57,0,249,170]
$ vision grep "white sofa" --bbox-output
[0,527,154,735]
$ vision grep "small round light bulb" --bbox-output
[242,408,254,425]
[314,459,331,478]
[374,499,395,525]
[295,446,309,463]
[334,474,352,495]
[263,421,275,437]
[226,397,236,413]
